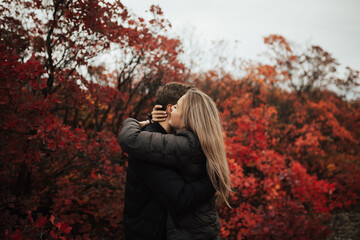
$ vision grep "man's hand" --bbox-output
[139,120,151,128]
[151,105,167,122]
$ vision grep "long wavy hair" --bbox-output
[182,89,231,207]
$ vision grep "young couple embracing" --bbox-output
[119,82,231,240]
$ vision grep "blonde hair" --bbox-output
[182,89,232,207]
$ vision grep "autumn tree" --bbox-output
[263,34,359,97]
[1,0,359,238]
[190,34,360,239]
[0,1,185,239]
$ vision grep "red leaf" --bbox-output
[60,222,71,232]
[50,230,57,239]
[91,171,98,179]
[35,216,47,228]
[28,211,34,223]
[63,227,72,234]
[50,215,55,225]
[55,223,62,230]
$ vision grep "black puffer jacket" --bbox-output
[123,122,215,240]
[119,118,221,240]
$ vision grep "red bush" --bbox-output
[1,1,359,239]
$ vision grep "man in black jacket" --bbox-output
[123,83,215,240]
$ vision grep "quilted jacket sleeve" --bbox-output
[119,118,197,169]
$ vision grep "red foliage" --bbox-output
[0,0,185,239]
[194,36,359,238]
[1,0,359,238]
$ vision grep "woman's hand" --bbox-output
[137,104,167,129]
[151,105,167,122]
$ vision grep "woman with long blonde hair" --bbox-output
[120,88,231,240]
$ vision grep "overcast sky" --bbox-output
[122,0,360,72]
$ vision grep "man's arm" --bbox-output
[119,118,197,169]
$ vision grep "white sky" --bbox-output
[121,0,360,72]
